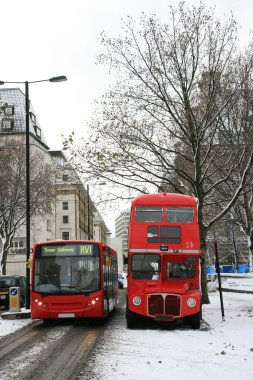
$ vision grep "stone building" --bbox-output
[115,209,130,271]
[0,88,109,275]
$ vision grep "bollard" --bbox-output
[9,287,21,312]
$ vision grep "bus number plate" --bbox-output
[58,313,75,318]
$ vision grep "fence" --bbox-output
[6,255,26,276]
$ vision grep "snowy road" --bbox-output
[0,284,253,380]
[0,320,105,380]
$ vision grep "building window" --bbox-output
[34,125,41,139]
[5,106,14,116]
[30,112,36,124]
[46,220,51,231]
[9,240,25,254]
[62,201,68,210]
[63,215,69,224]
[62,232,69,240]
[1,118,13,130]
[63,174,69,181]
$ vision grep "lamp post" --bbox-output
[87,184,90,240]
[0,76,67,309]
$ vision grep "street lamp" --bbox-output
[87,184,91,240]
[0,75,67,309]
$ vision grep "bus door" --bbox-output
[103,247,116,315]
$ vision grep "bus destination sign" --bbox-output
[41,244,97,256]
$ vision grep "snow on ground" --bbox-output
[1,276,253,380]
[82,277,253,380]
[0,308,33,338]
[221,273,253,292]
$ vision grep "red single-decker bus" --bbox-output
[31,240,118,320]
[126,193,202,329]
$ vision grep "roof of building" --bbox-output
[0,88,49,149]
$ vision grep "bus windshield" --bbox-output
[132,254,160,280]
[168,262,195,278]
[33,243,100,295]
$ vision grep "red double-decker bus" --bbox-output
[126,193,202,329]
[31,240,118,321]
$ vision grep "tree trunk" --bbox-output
[200,251,210,304]
[248,234,253,272]
[199,226,210,304]
[1,246,8,275]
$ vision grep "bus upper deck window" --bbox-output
[166,207,194,223]
[136,207,163,222]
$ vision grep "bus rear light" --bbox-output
[132,296,141,306]
[187,298,196,307]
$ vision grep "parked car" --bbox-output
[0,275,26,308]
[118,273,124,289]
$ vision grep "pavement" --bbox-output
[1,308,31,320]
[219,273,253,294]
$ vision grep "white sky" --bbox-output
[0,0,252,151]
[1,0,252,232]
[1,276,253,379]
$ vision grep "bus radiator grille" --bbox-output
[148,294,181,317]
[148,295,163,316]
[165,295,180,316]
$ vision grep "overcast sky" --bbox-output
[0,0,252,151]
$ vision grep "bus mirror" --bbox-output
[123,256,128,265]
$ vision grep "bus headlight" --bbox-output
[187,298,196,307]
[132,296,141,306]
[87,297,100,307]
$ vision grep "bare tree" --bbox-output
[0,137,55,274]
[207,77,253,271]
[64,2,253,303]
[228,174,253,270]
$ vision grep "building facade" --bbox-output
[0,88,110,275]
[115,209,130,271]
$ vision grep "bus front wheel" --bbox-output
[126,308,137,329]
[191,309,202,329]
[183,308,202,329]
